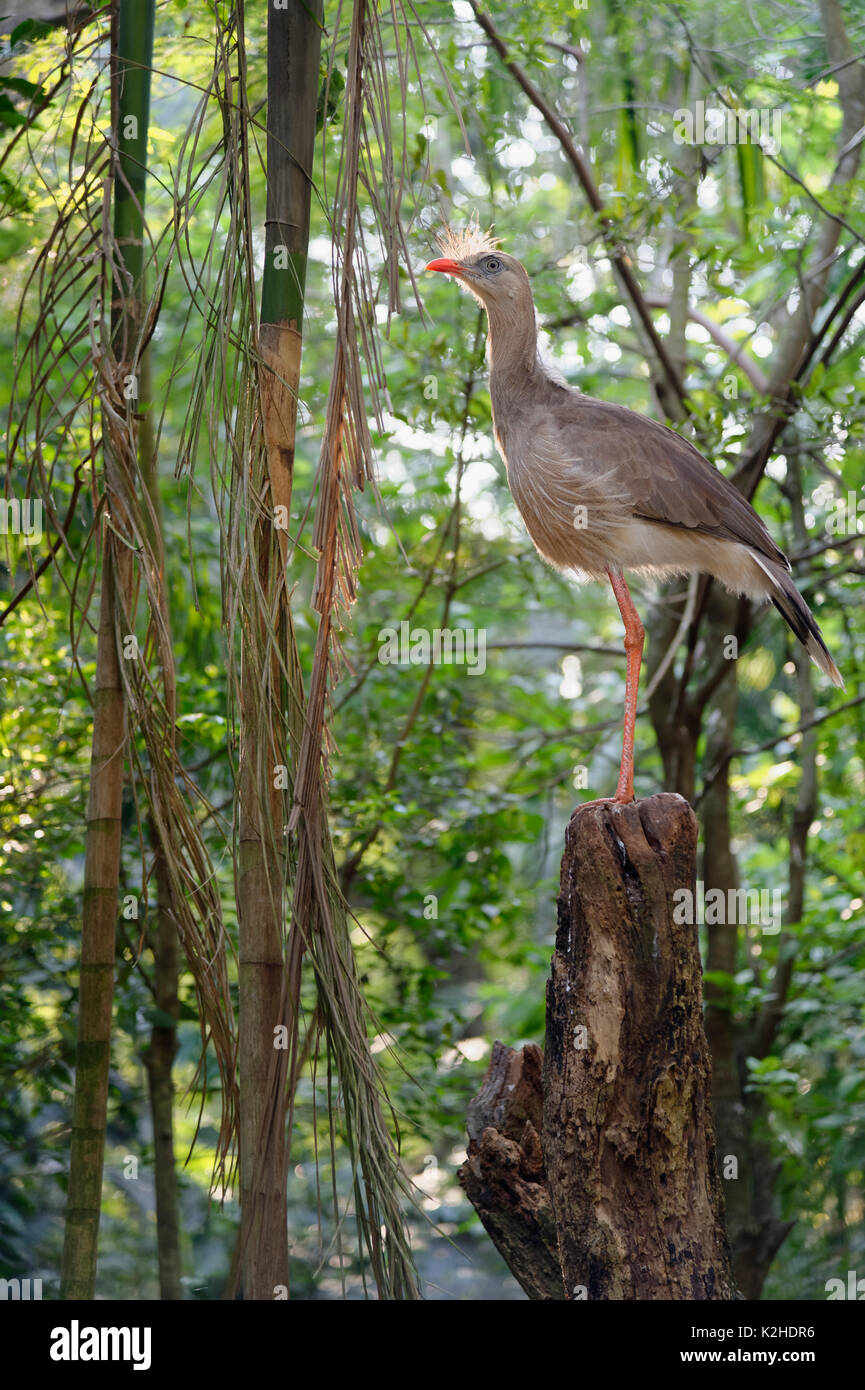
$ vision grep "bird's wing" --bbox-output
[548,388,790,570]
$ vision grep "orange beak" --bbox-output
[426,257,466,278]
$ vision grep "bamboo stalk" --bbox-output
[61,0,155,1301]
[236,0,323,1301]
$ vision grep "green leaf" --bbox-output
[9,19,53,49]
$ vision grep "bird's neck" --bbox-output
[485,295,539,391]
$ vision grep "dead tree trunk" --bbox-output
[461,1042,565,1300]
[461,793,738,1300]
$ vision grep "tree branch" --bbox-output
[697,692,865,804]
[644,299,770,394]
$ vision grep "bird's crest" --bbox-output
[435,216,501,263]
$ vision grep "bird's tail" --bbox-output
[754,557,844,688]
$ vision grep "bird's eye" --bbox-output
[483,256,503,272]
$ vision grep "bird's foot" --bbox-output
[570,794,635,817]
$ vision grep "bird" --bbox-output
[425,225,843,806]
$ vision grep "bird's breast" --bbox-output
[493,419,633,579]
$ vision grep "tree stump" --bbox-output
[460,1042,565,1300]
[460,793,738,1300]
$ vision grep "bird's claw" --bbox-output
[570,794,636,817]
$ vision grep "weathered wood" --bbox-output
[546,792,737,1299]
[459,1043,564,1300]
[462,792,738,1301]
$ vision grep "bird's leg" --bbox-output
[607,567,644,805]
[570,569,644,815]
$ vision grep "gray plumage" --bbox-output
[428,237,842,689]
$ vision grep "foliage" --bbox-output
[0,0,863,1298]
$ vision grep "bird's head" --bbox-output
[425,223,531,314]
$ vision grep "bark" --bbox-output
[460,1043,565,1300]
[462,794,737,1300]
[546,795,736,1299]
